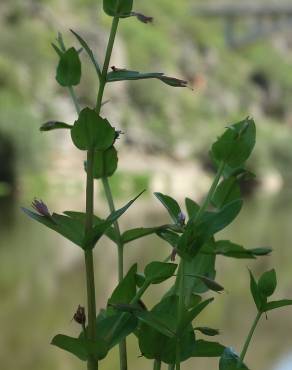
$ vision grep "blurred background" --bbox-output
[1,0,292,369]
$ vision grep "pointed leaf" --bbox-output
[40,121,72,131]
[178,298,214,334]
[71,108,115,151]
[51,334,108,361]
[194,327,220,336]
[156,229,179,248]
[211,177,241,209]
[185,197,200,219]
[121,226,167,244]
[258,269,277,298]
[56,47,81,86]
[154,192,181,223]
[144,262,177,284]
[88,190,144,247]
[263,299,292,312]
[22,208,84,248]
[70,29,101,77]
[249,270,263,311]
[108,264,137,305]
[211,118,256,168]
[191,339,225,357]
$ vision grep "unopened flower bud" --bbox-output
[32,199,51,217]
[177,211,186,226]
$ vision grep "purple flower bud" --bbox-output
[171,248,177,261]
[131,12,153,24]
[32,199,51,217]
[178,211,186,226]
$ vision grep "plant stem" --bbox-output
[239,311,262,365]
[168,365,175,370]
[193,160,225,223]
[68,86,81,114]
[83,15,120,370]
[102,177,127,370]
[154,359,162,370]
[174,160,225,370]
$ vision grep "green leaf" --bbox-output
[136,311,176,338]
[40,121,72,131]
[249,270,264,311]
[211,177,241,209]
[191,339,225,357]
[137,295,196,364]
[51,334,108,361]
[178,298,214,334]
[209,240,269,259]
[107,69,188,87]
[22,208,84,248]
[154,192,181,223]
[258,269,277,298]
[156,229,179,248]
[63,211,117,243]
[263,299,292,312]
[87,190,144,247]
[219,347,249,370]
[185,197,200,219]
[94,311,138,348]
[103,0,133,17]
[177,200,242,260]
[51,42,63,57]
[194,327,220,336]
[121,226,167,244]
[70,29,101,77]
[211,118,256,168]
[144,262,177,284]
[108,264,137,305]
[93,146,118,179]
[56,47,81,87]
[71,108,115,151]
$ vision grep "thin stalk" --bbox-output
[83,15,120,370]
[174,160,225,370]
[239,311,262,365]
[193,160,225,223]
[68,86,81,114]
[102,177,124,280]
[168,365,175,370]
[153,359,162,370]
[175,259,185,370]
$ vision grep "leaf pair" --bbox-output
[22,191,144,250]
[249,269,292,313]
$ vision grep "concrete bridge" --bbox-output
[193,3,292,47]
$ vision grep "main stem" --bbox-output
[174,160,225,370]
[153,359,162,370]
[239,311,262,365]
[83,15,120,370]
[102,178,127,369]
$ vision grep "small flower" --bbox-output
[131,12,153,24]
[177,211,186,226]
[32,199,51,217]
[73,305,86,325]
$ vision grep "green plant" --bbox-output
[23,1,292,370]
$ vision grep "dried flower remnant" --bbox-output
[131,12,153,24]
[171,248,177,261]
[73,305,86,325]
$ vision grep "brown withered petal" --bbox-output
[73,305,86,325]
[131,12,153,24]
